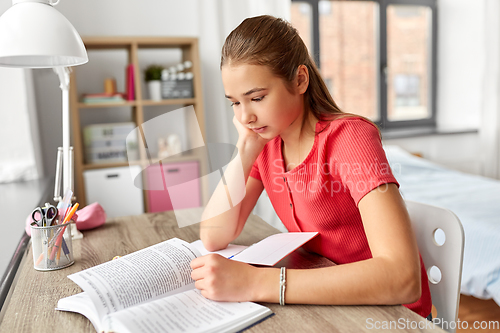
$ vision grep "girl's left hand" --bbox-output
[190,254,258,302]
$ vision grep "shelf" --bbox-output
[82,36,198,49]
[83,161,133,171]
[147,153,203,165]
[77,98,197,109]
[83,153,202,171]
[71,36,206,210]
[141,98,196,106]
[78,101,137,109]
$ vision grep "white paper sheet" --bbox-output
[192,232,318,266]
[190,240,247,258]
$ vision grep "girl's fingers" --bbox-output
[191,264,207,281]
[194,279,205,291]
[190,256,206,269]
[200,289,211,300]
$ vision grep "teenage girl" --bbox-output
[190,15,432,319]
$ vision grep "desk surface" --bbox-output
[0,209,444,332]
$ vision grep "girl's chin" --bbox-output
[257,131,277,139]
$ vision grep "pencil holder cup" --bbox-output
[30,222,74,271]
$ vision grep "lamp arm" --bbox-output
[53,67,73,200]
[53,147,62,202]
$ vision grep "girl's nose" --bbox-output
[240,105,256,124]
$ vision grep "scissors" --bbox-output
[31,203,58,227]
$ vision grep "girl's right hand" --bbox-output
[233,116,271,158]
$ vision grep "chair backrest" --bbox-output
[405,200,465,333]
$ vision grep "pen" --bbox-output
[57,189,73,221]
[49,203,78,262]
[227,247,248,260]
[61,237,71,261]
[35,251,45,266]
[56,236,71,264]
[56,243,62,265]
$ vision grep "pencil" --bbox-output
[49,203,78,261]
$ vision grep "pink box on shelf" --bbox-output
[146,161,200,213]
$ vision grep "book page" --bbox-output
[68,238,201,319]
[102,289,272,333]
[56,293,102,332]
[231,232,318,266]
[190,240,247,258]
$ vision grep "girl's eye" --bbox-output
[252,96,265,102]
[230,101,240,107]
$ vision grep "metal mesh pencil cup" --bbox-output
[30,222,74,271]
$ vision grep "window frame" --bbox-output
[291,0,438,130]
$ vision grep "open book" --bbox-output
[56,233,317,333]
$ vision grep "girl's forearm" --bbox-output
[252,257,421,306]
[200,143,260,251]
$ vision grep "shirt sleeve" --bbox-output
[249,159,262,181]
[328,117,399,206]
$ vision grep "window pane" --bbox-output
[387,5,432,121]
[291,2,314,56]
[319,1,379,120]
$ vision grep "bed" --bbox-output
[383,145,500,306]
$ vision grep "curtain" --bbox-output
[0,68,43,183]
[480,0,500,179]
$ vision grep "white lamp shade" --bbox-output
[0,1,88,68]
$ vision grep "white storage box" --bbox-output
[85,147,131,165]
[83,122,138,164]
[83,122,135,141]
[84,166,144,218]
[161,78,193,99]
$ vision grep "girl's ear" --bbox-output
[296,64,309,95]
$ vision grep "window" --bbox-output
[291,0,437,130]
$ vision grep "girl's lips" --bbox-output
[251,126,267,133]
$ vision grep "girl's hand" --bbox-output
[233,116,271,159]
[190,254,258,302]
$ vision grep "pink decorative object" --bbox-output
[74,202,106,230]
[146,161,200,212]
[25,214,33,236]
[126,63,135,101]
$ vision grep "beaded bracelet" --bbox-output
[279,267,286,306]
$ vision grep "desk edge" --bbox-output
[0,232,30,312]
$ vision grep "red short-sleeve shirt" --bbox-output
[250,116,432,318]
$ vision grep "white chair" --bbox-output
[405,200,465,333]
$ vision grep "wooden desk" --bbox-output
[0,209,444,332]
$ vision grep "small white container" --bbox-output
[147,80,162,101]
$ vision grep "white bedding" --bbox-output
[384,145,500,305]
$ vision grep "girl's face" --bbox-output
[221,63,307,140]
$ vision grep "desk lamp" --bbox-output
[0,0,88,202]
